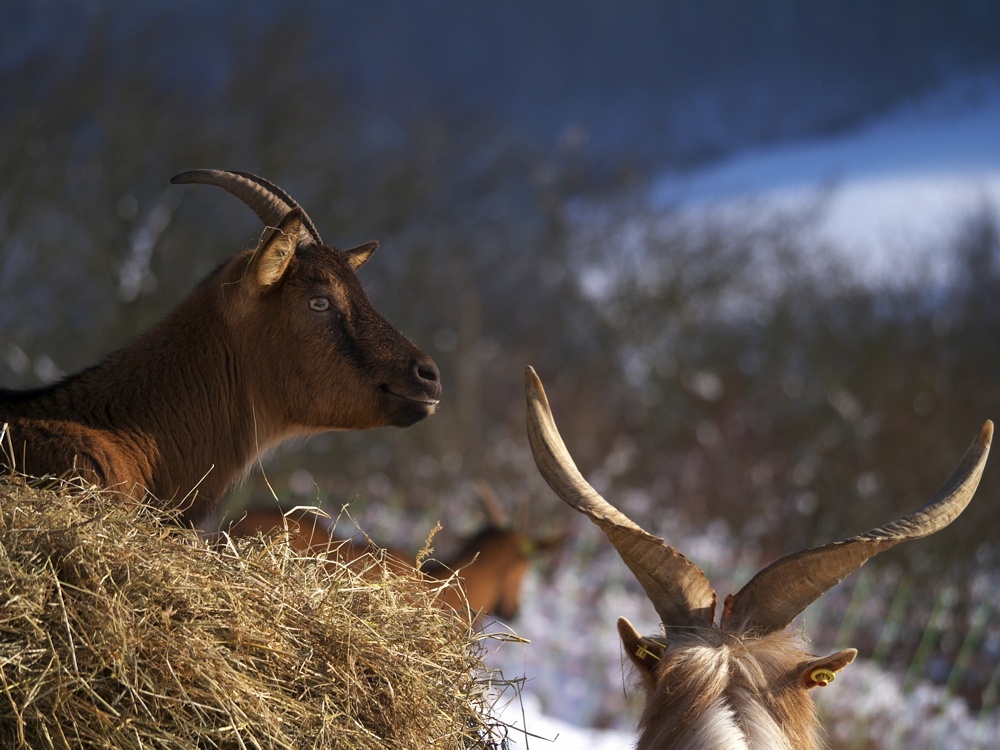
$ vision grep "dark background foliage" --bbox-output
[2,0,1000,570]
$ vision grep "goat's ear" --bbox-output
[618,617,665,690]
[250,209,302,287]
[344,240,378,271]
[800,648,857,689]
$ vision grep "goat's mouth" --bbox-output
[381,385,441,408]
[381,385,440,427]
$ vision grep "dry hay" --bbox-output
[0,475,512,749]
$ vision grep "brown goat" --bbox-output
[230,491,565,621]
[0,170,441,525]
[524,366,991,750]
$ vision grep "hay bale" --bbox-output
[0,476,509,749]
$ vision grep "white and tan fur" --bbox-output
[622,624,852,750]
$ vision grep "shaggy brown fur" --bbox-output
[1,189,440,525]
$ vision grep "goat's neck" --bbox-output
[27,286,278,521]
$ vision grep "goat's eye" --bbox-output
[309,297,331,312]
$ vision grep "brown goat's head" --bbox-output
[444,526,565,620]
[525,366,991,750]
[425,483,568,620]
[172,170,441,435]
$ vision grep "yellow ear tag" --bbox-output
[810,668,837,687]
[636,644,661,662]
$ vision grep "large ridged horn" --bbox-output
[171,169,323,247]
[525,366,717,629]
[725,420,992,634]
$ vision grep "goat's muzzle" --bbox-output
[381,356,442,426]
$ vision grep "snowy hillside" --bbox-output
[652,72,1000,285]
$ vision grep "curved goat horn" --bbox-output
[726,420,992,634]
[525,366,717,629]
[171,169,323,247]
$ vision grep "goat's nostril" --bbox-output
[416,362,440,384]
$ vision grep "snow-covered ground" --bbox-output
[495,691,636,749]
[484,72,1000,749]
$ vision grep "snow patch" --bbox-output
[652,71,1000,286]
